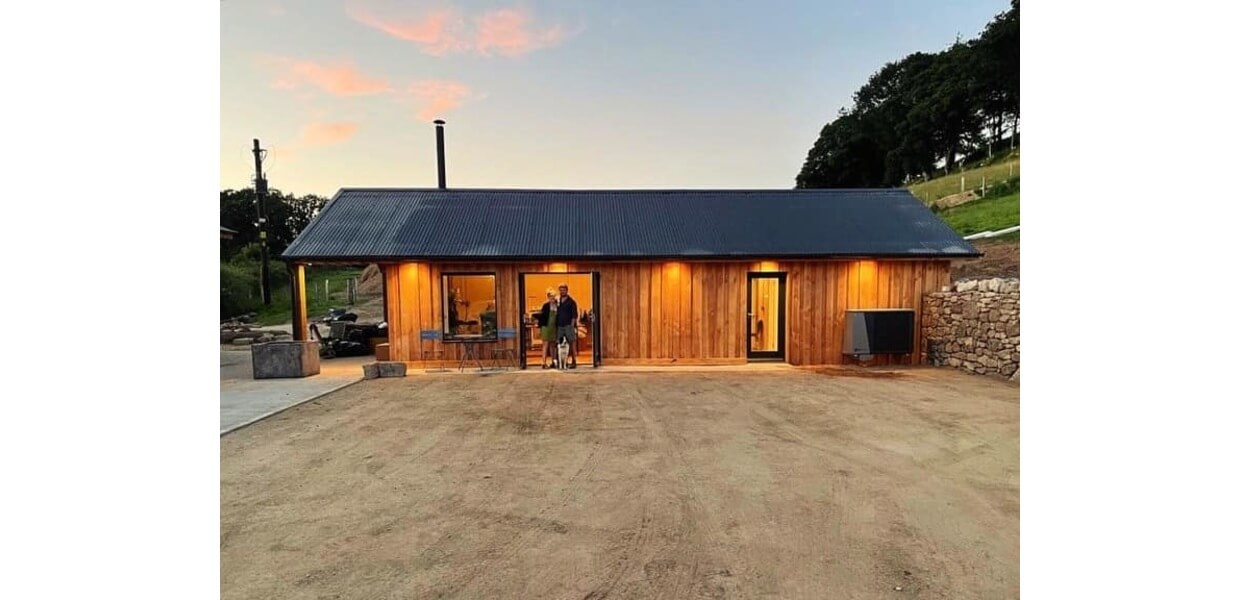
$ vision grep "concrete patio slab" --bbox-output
[220,349,370,435]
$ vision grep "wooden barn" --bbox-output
[280,187,978,368]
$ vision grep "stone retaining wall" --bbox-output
[922,278,1020,380]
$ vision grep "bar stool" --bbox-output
[490,347,517,370]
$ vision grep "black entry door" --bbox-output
[746,272,786,360]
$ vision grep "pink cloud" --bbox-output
[346,2,569,57]
[408,81,471,120]
[346,3,467,56]
[299,122,360,146]
[475,8,566,57]
[271,58,391,96]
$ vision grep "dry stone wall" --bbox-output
[922,278,1020,380]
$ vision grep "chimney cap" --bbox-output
[433,119,446,125]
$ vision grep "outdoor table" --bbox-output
[450,339,492,372]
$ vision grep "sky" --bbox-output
[221,0,1009,197]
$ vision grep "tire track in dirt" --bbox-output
[745,372,1007,596]
[399,377,558,591]
[436,385,608,598]
[577,378,721,599]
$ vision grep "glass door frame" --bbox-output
[746,271,787,361]
[517,271,601,369]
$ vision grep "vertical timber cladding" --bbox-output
[382,259,951,366]
[776,259,951,366]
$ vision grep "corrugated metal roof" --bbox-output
[281,188,980,260]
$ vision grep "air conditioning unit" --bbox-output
[844,309,915,356]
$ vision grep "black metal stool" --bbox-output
[490,348,518,370]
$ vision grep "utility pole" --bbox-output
[252,138,272,305]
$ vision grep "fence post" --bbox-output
[960,176,965,193]
[325,279,330,302]
[1009,164,1014,178]
[981,177,986,197]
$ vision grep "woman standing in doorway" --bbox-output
[539,289,559,368]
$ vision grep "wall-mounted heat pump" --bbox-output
[843,309,915,356]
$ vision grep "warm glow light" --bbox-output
[755,261,780,272]
[547,263,568,272]
[857,260,878,301]
[401,262,420,285]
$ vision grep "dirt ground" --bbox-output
[221,369,1019,599]
[952,239,1020,281]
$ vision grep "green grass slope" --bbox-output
[939,192,1020,236]
[908,152,1020,204]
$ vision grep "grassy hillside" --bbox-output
[252,267,372,326]
[908,151,1020,204]
[939,192,1020,236]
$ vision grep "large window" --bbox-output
[442,273,498,340]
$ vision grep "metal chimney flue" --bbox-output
[433,119,447,189]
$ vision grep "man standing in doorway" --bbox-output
[556,283,579,368]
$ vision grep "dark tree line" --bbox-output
[220,188,327,259]
[220,189,328,317]
[796,0,1018,189]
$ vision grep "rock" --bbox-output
[256,334,274,343]
[362,363,380,379]
[956,280,977,292]
[377,362,407,378]
[977,280,991,292]
[251,340,320,379]
[231,338,254,346]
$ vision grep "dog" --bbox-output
[556,336,570,370]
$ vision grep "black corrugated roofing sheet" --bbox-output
[280,188,980,260]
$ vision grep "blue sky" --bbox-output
[221,0,1009,196]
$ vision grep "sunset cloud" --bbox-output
[271,58,391,96]
[346,1,570,57]
[408,81,471,120]
[346,4,467,56]
[299,122,360,146]
[475,8,566,57]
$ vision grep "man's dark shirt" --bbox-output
[556,296,579,327]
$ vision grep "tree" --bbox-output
[796,110,887,188]
[795,1,1019,189]
[220,189,327,259]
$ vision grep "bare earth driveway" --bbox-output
[221,369,1019,599]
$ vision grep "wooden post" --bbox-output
[960,176,965,192]
[290,264,308,341]
[325,279,330,302]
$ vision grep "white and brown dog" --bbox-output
[556,336,571,370]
